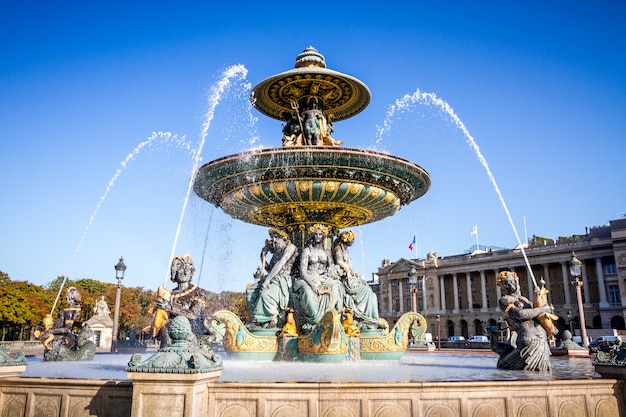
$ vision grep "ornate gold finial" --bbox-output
[294,46,326,69]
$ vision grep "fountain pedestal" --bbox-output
[127,370,222,417]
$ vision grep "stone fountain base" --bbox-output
[1,373,622,417]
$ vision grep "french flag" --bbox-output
[408,235,416,251]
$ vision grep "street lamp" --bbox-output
[408,267,421,313]
[436,314,441,351]
[112,257,126,352]
[569,252,588,347]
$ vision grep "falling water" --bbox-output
[377,89,537,286]
[165,64,249,286]
[51,132,192,314]
[196,208,215,287]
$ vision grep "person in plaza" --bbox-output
[293,224,344,326]
[247,228,298,328]
[491,270,553,371]
[332,230,381,328]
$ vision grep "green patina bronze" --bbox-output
[0,347,27,367]
[126,315,223,373]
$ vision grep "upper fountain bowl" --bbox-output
[251,46,371,123]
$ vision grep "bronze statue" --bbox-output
[130,254,222,373]
[36,286,96,361]
[293,224,344,327]
[491,271,552,371]
[154,254,209,348]
[302,99,323,145]
[246,228,298,328]
[333,230,381,329]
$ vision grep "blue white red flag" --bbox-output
[408,235,416,251]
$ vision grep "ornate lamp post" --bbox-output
[111,257,126,352]
[436,314,441,351]
[408,267,421,313]
[569,252,588,347]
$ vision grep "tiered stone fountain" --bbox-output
[193,46,431,361]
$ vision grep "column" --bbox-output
[480,270,488,312]
[596,257,609,307]
[440,275,446,312]
[527,269,534,302]
[387,281,393,312]
[494,269,502,301]
[398,278,404,312]
[466,272,473,312]
[561,261,572,306]
[453,273,460,312]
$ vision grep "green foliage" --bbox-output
[45,276,73,292]
[74,278,112,295]
[207,291,248,322]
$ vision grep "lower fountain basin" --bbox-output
[193,147,430,239]
[19,351,599,382]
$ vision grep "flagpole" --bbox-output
[471,225,479,251]
[475,228,479,249]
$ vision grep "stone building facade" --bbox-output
[373,218,626,341]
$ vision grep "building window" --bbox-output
[609,284,621,307]
[606,264,617,275]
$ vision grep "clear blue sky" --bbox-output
[1,2,624,292]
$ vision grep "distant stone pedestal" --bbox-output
[86,296,114,351]
[126,370,222,417]
[566,349,591,357]
[0,365,26,378]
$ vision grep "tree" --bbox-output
[207,291,248,322]
[0,279,52,340]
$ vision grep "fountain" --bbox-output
[193,46,430,362]
[1,47,624,417]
